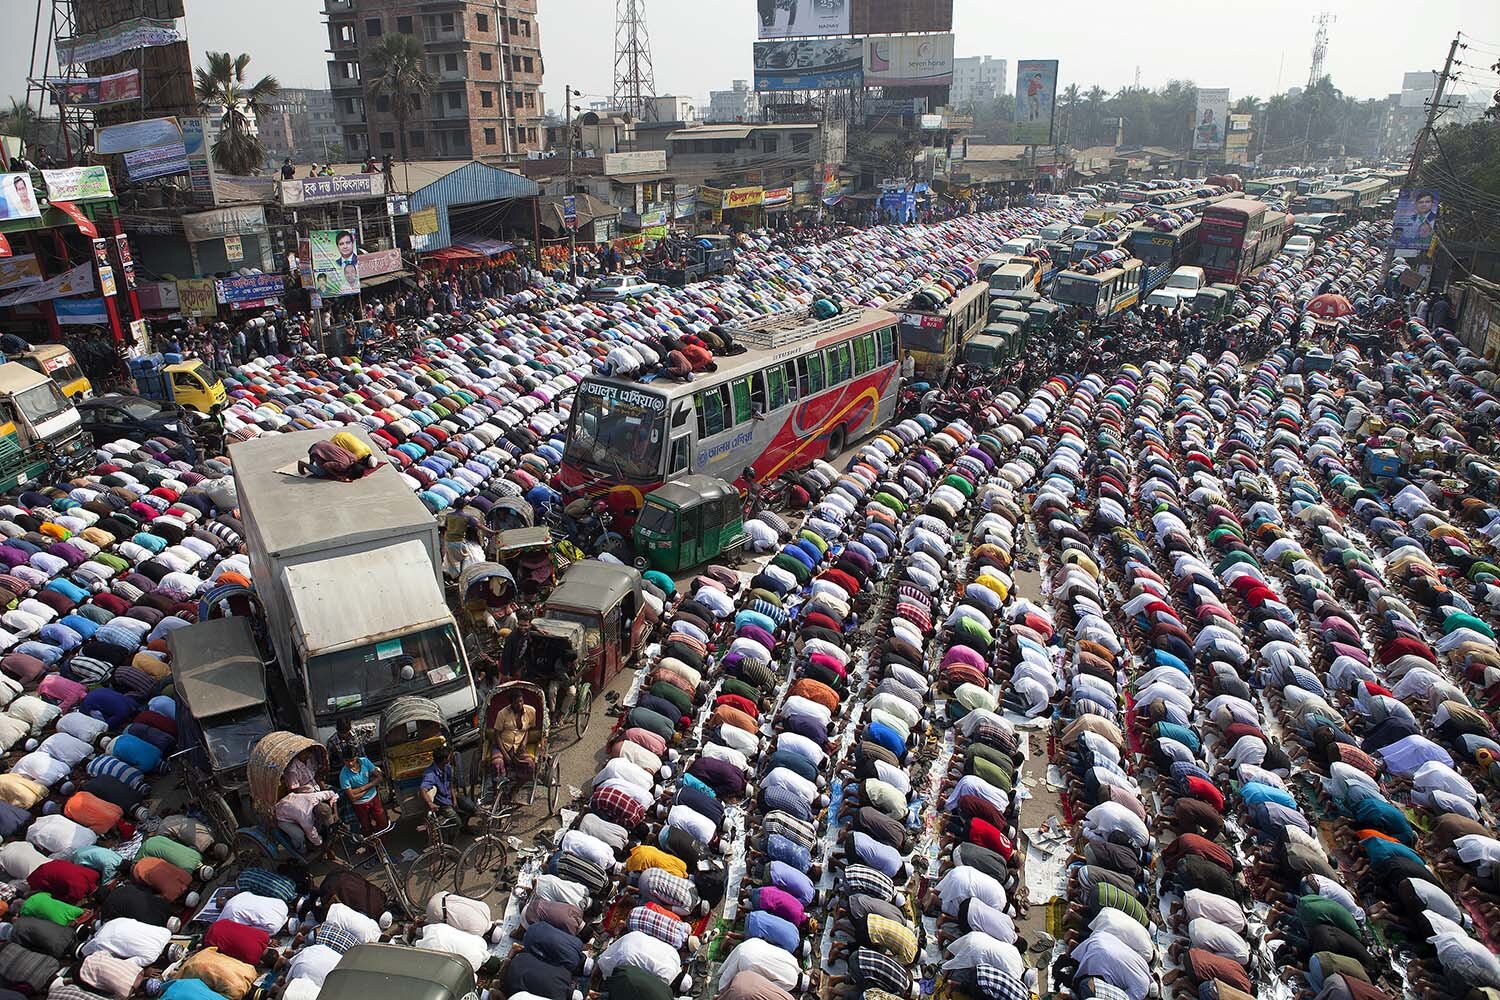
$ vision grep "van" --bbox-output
[999,236,1042,257]
[988,259,1042,295]
[1160,265,1206,305]
[976,253,1015,280]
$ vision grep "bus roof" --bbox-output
[1056,258,1142,283]
[582,306,899,397]
[1204,197,1269,219]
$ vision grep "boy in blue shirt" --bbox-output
[338,748,386,840]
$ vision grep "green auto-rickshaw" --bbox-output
[1026,300,1062,335]
[633,474,748,573]
[961,333,1008,370]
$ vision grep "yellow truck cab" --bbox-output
[15,344,92,400]
[129,355,228,414]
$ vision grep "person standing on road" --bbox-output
[338,747,387,840]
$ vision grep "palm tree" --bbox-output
[1081,86,1108,146]
[1058,83,1080,147]
[194,52,279,175]
[366,34,434,168]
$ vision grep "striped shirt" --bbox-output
[865,913,917,964]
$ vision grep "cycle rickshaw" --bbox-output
[483,679,560,811]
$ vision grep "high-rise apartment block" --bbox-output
[324,0,545,162]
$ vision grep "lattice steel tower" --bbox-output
[1308,11,1334,87]
[612,0,658,121]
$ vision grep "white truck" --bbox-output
[232,428,479,745]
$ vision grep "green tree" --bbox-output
[1080,86,1108,146]
[1416,119,1500,242]
[1,98,41,150]
[194,52,280,175]
[366,33,435,167]
[1057,83,1080,147]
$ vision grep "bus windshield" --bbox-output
[1051,276,1100,308]
[897,319,946,354]
[568,382,667,481]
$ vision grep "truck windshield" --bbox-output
[898,319,945,354]
[13,381,71,426]
[308,624,465,717]
[567,383,666,481]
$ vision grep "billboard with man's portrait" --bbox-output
[311,229,360,297]
[1391,188,1439,254]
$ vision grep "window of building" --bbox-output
[480,90,493,108]
[374,95,389,112]
[761,135,778,153]
[484,128,496,145]
[443,53,459,72]
[511,54,522,71]
[439,12,454,28]
[364,17,382,37]
[447,91,461,109]
[523,57,534,72]
[521,19,531,36]
[336,24,355,46]
[476,12,488,31]
[526,92,536,109]
[396,15,412,33]
[479,52,493,70]
[411,94,421,109]
[379,131,395,150]
[792,134,811,154]
[409,130,425,147]
[508,17,519,35]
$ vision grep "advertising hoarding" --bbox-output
[757,0,849,39]
[46,70,141,107]
[311,229,360,297]
[0,173,42,222]
[1013,60,1059,145]
[754,39,864,90]
[42,166,113,202]
[1192,88,1230,152]
[863,34,954,87]
[850,0,952,34]
[1390,188,1439,253]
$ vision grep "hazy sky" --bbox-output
[5,0,1498,117]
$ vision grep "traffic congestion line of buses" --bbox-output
[558,168,1403,517]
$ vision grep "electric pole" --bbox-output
[1380,33,1460,283]
[565,84,578,283]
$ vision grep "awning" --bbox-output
[360,269,412,289]
[452,234,515,256]
[420,246,482,262]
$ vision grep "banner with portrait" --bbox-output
[0,173,42,222]
[1192,88,1230,152]
[310,229,360,297]
[1391,188,1439,254]
[1013,60,1059,145]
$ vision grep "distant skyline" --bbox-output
[4,0,1498,123]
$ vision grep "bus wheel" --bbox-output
[826,424,846,458]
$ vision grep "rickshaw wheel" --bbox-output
[233,830,274,867]
[404,844,462,909]
[546,757,562,813]
[456,837,507,901]
[526,762,540,806]
[573,682,593,739]
[202,790,239,846]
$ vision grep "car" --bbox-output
[1144,289,1183,312]
[76,393,180,442]
[1284,234,1317,257]
[586,274,658,301]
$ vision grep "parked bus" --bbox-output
[1244,175,1301,199]
[559,308,901,515]
[1295,176,1326,195]
[1127,218,1203,270]
[1070,225,1139,266]
[1052,258,1144,320]
[1331,177,1390,215]
[1304,188,1355,216]
[896,280,989,380]
[1199,197,1271,284]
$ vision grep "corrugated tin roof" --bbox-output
[667,126,753,141]
[407,161,539,208]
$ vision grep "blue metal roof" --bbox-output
[409,162,539,252]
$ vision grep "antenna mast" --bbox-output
[1308,11,1333,88]
[612,0,658,122]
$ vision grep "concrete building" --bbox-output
[708,80,759,123]
[259,89,343,163]
[323,0,545,165]
[950,56,1006,108]
[652,95,697,123]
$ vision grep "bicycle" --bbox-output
[454,781,524,901]
[345,819,422,919]
[403,810,464,908]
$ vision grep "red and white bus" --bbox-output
[558,307,901,515]
[1199,197,1270,284]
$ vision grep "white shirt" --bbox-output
[27,814,96,854]
[220,893,291,935]
[666,803,717,843]
[532,874,591,908]
[776,732,825,768]
[594,758,655,794]
[81,918,174,965]
[613,739,664,774]
[1088,907,1155,958]
[1187,918,1249,963]
[562,829,618,870]
[942,931,1024,976]
[1082,801,1148,849]
[717,938,801,991]
[597,930,683,980]
[936,866,1007,917]
[1182,889,1244,933]
[286,944,342,986]
[579,813,629,851]
[415,922,488,971]
[964,898,1017,943]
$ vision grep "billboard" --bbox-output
[1013,60,1059,145]
[1390,188,1439,253]
[311,229,360,297]
[754,39,863,90]
[42,166,113,203]
[57,16,183,63]
[863,33,954,87]
[757,0,849,39]
[124,142,188,180]
[0,256,44,291]
[1193,88,1230,152]
[46,70,141,107]
[180,116,217,206]
[95,115,182,154]
[0,173,42,222]
[280,172,386,206]
[852,0,952,34]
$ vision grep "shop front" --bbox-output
[699,185,764,231]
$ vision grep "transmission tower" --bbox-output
[612,0,658,121]
[24,0,93,163]
[1307,11,1333,88]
